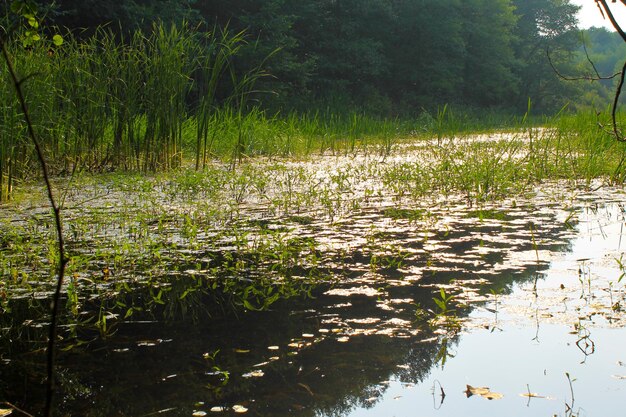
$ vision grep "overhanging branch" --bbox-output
[589,1,626,140]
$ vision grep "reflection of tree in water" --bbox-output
[0,199,579,416]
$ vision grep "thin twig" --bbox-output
[566,372,575,406]
[0,39,68,417]
[547,46,620,82]
[1,402,35,417]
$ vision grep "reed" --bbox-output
[194,26,246,170]
[3,19,626,201]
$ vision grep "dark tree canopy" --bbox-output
[2,0,589,114]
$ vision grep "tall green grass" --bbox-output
[0,22,252,199]
[2,20,626,202]
[0,22,425,201]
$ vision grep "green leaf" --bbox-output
[26,15,38,28]
[10,1,22,14]
[52,34,64,46]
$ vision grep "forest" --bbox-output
[4,1,626,417]
[3,0,625,114]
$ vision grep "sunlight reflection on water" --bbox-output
[341,196,626,417]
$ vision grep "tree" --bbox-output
[386,0,466,109]
[512,0,581,111]
[461,0,519,107]
[26,0,200,35]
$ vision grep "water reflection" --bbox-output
[2,187,592,416]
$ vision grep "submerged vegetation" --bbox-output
[2,121,626,327]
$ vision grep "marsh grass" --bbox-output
[1,23,259,198]
[1,23,441,201]
[4,112,626,350]
[3,19,626,203]
[11,20,606,204]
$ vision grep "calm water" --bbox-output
[2,176,626,416]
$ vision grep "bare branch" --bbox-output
[0,38,68,417]
[583,1,626,141]
[611,60,626,141]
[547,45,620,82]
[1,402,36,417]
[596,1,626,43]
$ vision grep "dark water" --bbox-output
[2,180,626,416]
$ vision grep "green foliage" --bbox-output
[4,0,64,47]
[5,0,586,114]
[461,0,519,106]
[0,0,613,202]
[512,0,581,112]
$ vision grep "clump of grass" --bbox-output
[0,22,268,199]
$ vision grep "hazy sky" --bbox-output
[572,0,626,29]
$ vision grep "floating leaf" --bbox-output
[192,412,207,417]
[267,346,279,350]
[465,385,504,400]
[234,348,250,353]
[0,409,12,417]
[302,333,315,338]
[520,392,545,398]
[209,406,226,412]
[232,405,248,413]
[242,370,264,378]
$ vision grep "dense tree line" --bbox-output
[1,0,611,114]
